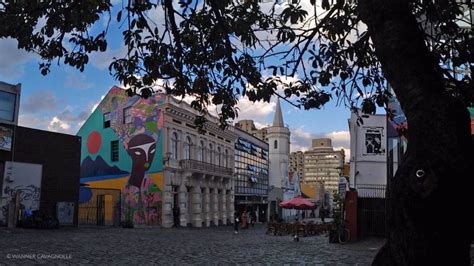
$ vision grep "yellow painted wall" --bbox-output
[343,164,350,177]
[301,183,318,199]
[81,172,164,225]
[85,173,163,190]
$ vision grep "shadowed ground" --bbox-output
[1,224,386,264]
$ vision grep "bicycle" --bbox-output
[337,219,350,244]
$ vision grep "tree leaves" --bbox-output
[280,4,308,24]
[1,0,471,128]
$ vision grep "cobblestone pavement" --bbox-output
[0,224,385,265]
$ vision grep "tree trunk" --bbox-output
[358,1,473,265]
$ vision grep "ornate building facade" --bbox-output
[78,87,236,228]
[162,97,237,227]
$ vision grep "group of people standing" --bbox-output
[233,210,256,234]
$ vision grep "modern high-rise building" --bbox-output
[289,150,304,178]
[303,138,344,196]
[233,128,269,222]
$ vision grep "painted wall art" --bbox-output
[0,126,13,151]
[78,87,165,225]
[0,162,42,224]
[363,127,385,155]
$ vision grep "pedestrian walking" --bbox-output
[233,212,240,234]
[241,210,247,229]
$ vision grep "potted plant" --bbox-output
[122,206,134,228]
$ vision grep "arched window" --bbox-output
[274,140,278,149]
[209,143,213,164]
[171,132,178,160]
[197,140,204,161]
[184,136,192,160]
[217,147,221,166]
[224,149,228,167]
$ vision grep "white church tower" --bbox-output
[267,98,290,219]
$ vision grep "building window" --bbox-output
[123,107,132,124]
[224,149,228,167]
[171,132,178,160]
[209,143,213,164]
[217,147,221,166]
[197,140,204,161]
[111,140,119,162]
[0,90,16,122]
[274,140,278,149]
[104,112,111,128]
[184,136,192,160]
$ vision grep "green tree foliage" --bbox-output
[1,0,471,125]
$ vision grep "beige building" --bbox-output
[303,138,344,196]
[289,151,304,178]
[162,96,237,227]
[235,119,268,142]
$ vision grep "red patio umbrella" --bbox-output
[279,195,317,210]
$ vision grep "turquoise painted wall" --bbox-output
[77,87,165,179]
[77,107,132,174]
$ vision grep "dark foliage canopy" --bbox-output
[1,0,471,129]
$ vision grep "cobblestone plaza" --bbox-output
[1,225,385,265]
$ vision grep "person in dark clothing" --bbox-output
[233,212,240,234]
[173,207,180,227]
[319,206,326,223]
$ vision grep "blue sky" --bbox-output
[0,0,355,155]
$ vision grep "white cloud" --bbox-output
[21,90,57,113]
[254,121,270,129]
[48,116,71,132]
[178,92,276,126]
[90,46,127,70]
[0,38,37,80]
[19,106,89,135]
[18,114,49,130]
[235,97,275,125]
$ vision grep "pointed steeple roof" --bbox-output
[272,98,284,127]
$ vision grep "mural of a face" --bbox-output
[127,134,156,187]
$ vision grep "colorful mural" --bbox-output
[387,86,408,140]
[78,87,165,225]
[0,125,13,151]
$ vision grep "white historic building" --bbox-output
[162,96,237,227]
[348,111,387,194]
[267,99,290,219]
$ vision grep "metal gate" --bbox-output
[79,188,121,226]
[357,184,386,238]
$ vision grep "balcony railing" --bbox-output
[179,159,233,177]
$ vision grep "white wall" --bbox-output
[349,112,387,188]
[267,127,290,189]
